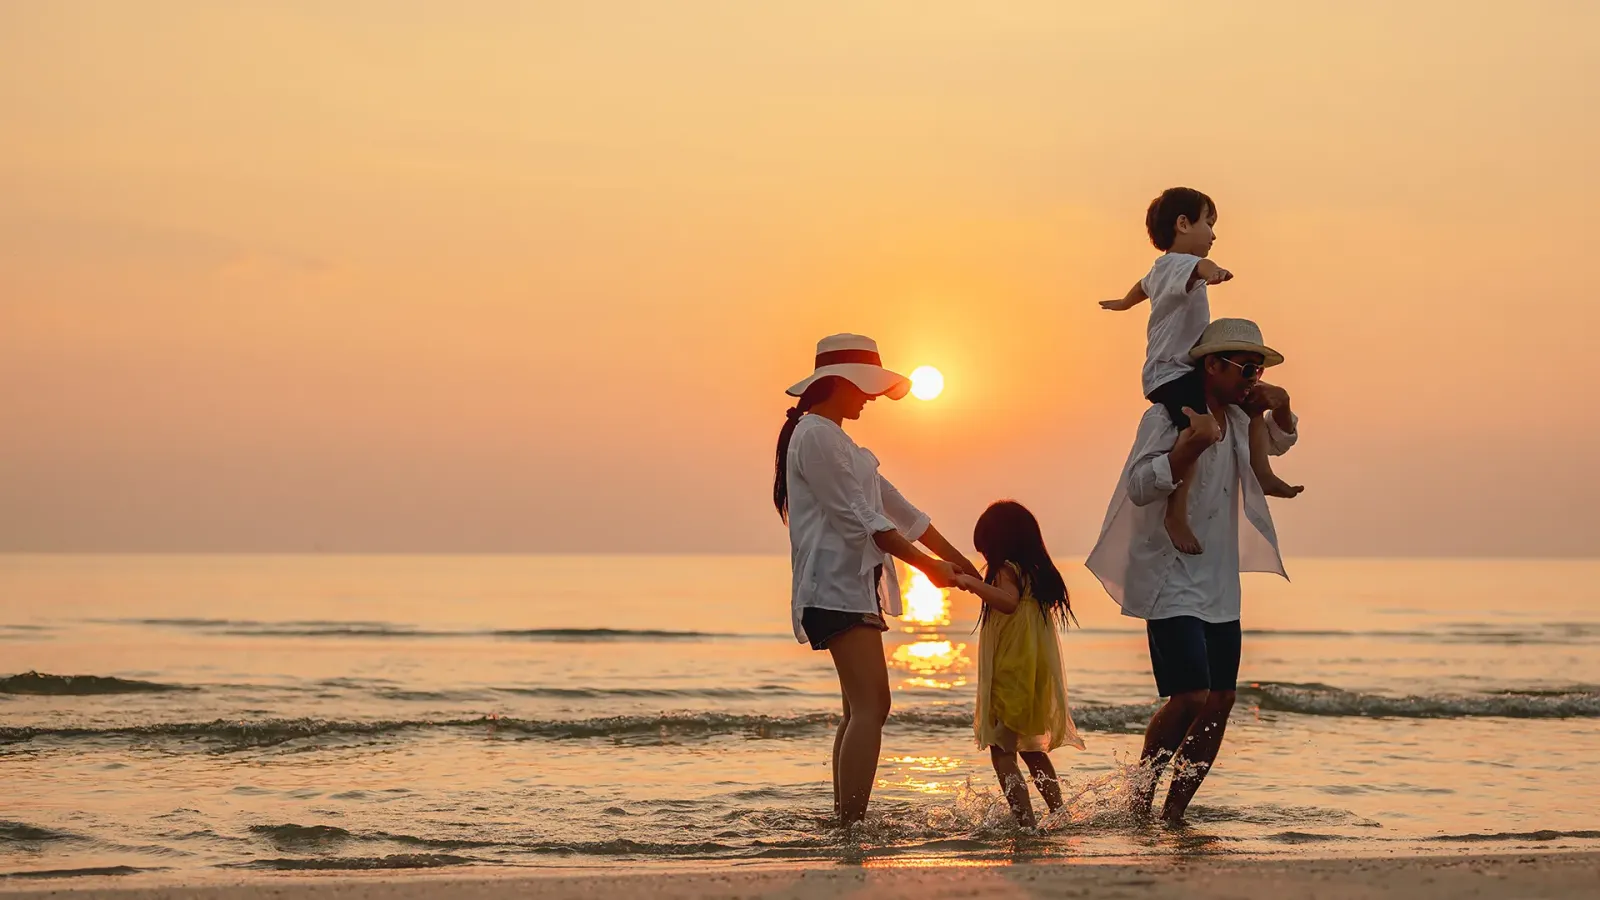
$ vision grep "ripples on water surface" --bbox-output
[2,555,1597,880]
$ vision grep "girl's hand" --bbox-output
[951,573,984,594]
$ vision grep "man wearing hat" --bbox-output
[1086,318,1300,822]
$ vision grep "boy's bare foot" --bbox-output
[1163,512,1203,555]
[1261,477,1305,499]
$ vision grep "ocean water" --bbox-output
[2,554,1598,882]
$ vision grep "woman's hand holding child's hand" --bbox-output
[922,560,960,589]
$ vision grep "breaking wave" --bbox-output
[0,704,1154,748]
[0,672,192,696]
[1243,682,1600,719]
[109,619,769,641]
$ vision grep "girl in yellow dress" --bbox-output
[952,500,1084,828]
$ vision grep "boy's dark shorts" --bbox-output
[1146,616,1242,696]
[1146,369,1205,430]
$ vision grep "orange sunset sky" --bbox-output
[2,2,1597,556]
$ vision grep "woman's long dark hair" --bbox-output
[972,500,1075,629]
[773,377,840,523]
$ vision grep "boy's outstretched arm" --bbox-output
[1099,281,1148,311]
[1189,258,1234,289]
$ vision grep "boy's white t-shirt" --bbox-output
[1139,252,1210,397]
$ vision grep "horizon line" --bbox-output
[1,551,1596,562]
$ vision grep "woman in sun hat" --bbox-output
[773,333,979,827]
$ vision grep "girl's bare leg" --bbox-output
[990,746,1037,828]
[826,626,891,827]
[1020,751,1063,813]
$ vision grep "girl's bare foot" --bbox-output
[1164,510,1203,555]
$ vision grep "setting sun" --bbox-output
[900,568,951,626]
[909,366,944,401]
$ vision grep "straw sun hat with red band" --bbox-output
[786,334,911,400]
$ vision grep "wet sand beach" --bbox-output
[4,852,1598,899]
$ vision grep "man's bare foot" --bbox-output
[1164,513,1203,555]
[1261,476,1304,499]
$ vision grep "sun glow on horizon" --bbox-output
[901,568,951,626]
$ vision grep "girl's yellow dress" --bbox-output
[975,564,1084,752]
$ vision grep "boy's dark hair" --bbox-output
[1145,187,1216,251]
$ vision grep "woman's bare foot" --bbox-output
[1163,510,1203,555]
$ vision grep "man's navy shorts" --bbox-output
[1145,616,1242,697]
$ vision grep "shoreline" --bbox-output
[4,851,1598,899]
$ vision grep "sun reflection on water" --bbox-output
[889,639,970,691]
[891,640,967,673]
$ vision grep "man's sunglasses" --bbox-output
[1218,357,1265,380]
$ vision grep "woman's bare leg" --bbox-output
[826,626,891,827]
[830,691,852,820]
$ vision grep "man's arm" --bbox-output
[1128,407,1222,507]
[1099,281,1148,311]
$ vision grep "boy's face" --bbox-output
[1174,204,1217,257]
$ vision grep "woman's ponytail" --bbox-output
[773,378,838,522]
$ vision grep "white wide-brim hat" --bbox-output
[1189,317,1285,367]
[786,334,911,400]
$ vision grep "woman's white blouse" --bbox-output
[785,414,930,643]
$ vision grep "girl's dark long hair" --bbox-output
[973,500,1075,629]
[773,377,840,523]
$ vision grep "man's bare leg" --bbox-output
[1161,690,1236,822]
[1132,689,1210,817]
